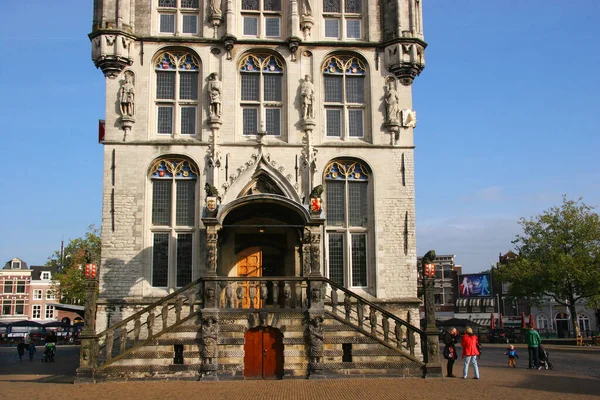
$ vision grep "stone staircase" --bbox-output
[84,277,431,380]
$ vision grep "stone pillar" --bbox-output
[76,277,99,383]
[205,225,219,277]
[423,274,442,377]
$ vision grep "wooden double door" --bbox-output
[237,246,283,308]
[244,326,284,379]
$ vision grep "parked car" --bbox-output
[488,328,509,343]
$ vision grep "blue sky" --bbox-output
[1,1,599,273]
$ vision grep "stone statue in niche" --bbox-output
[384,78,399,123]
[201,316,218,364]
[300,75,315,120]
[308,315,324,362]
[300,0,312,16]
[119,72,135,117]
[208,72,222,118]
[209,0,222,16]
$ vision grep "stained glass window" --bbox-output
[154,51,200,135]
[150,157,198,288]
[325,160,370,288]
[239,54,284,136]
[323,55,366,139]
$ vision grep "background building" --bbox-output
[0,258,80,325]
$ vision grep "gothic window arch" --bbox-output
[241,0,282,38]
[323,0,363,40]
[536,313,550,330]
[239,53,284,137]
[322,54,367,140]
[324,159,371,288]
[157,0,201,35]
[149,157,199,288]
[154,50,201,136]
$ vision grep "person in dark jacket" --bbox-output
[461,326,481,379]
[442,327,459,377]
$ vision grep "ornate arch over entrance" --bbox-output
[217,195,311,280]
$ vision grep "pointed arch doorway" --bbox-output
[244,326,284,379]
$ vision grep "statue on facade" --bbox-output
[209,0,222,17]
[201,316,218,364]
[308,315,324,363]
[208,72,222,118]
[300,75,315,120]
[384,79,399,123]
[119,73,135,117]
[300,0,312,16]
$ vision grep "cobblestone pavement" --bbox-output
[0,344,598,400]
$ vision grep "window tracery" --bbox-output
[322,55,367,139]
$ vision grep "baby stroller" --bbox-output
[42,343,55,363]
[538,345,553,370]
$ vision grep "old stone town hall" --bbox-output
[82,0,434,380]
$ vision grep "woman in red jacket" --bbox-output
[461,326,481,379]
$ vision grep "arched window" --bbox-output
[536,314,549,330]
[150,157,199,288]
[241,0,282,38]
[157,0,200,35]
[578,313,590,332]
[239,54,284,136]
[324,159,370,288]
[323,0,363,40]
[154,50,200,136]
[322,55,366,139]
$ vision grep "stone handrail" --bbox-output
[90,275,425,370]
[95,277,203,368]
[315,276,425,359]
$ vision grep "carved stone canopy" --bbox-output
[240,174,285,197]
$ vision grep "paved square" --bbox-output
[0,344,598,400]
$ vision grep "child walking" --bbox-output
[504,344,519,368]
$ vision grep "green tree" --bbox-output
[46,225,101,305]
[498,197,600,337]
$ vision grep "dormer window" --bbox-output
[41,272,51,280]
[11,260,21,269]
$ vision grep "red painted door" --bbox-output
[244,327,283,379]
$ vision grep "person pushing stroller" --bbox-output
[42,331,57,362]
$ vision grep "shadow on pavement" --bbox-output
[0,345,79,384]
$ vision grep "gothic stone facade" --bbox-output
[90,0,427,378]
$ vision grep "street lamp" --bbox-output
[421,250,441,376]
[424,263,435,279]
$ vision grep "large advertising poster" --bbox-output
[458,273,492,298]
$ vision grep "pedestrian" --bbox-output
[17,340,25,361]
[442,327,459,377]
[461,326,481,379]
[24,332,31,350]
[28,343,36,361]
[504,344,519,367]
[525,325,542,370]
